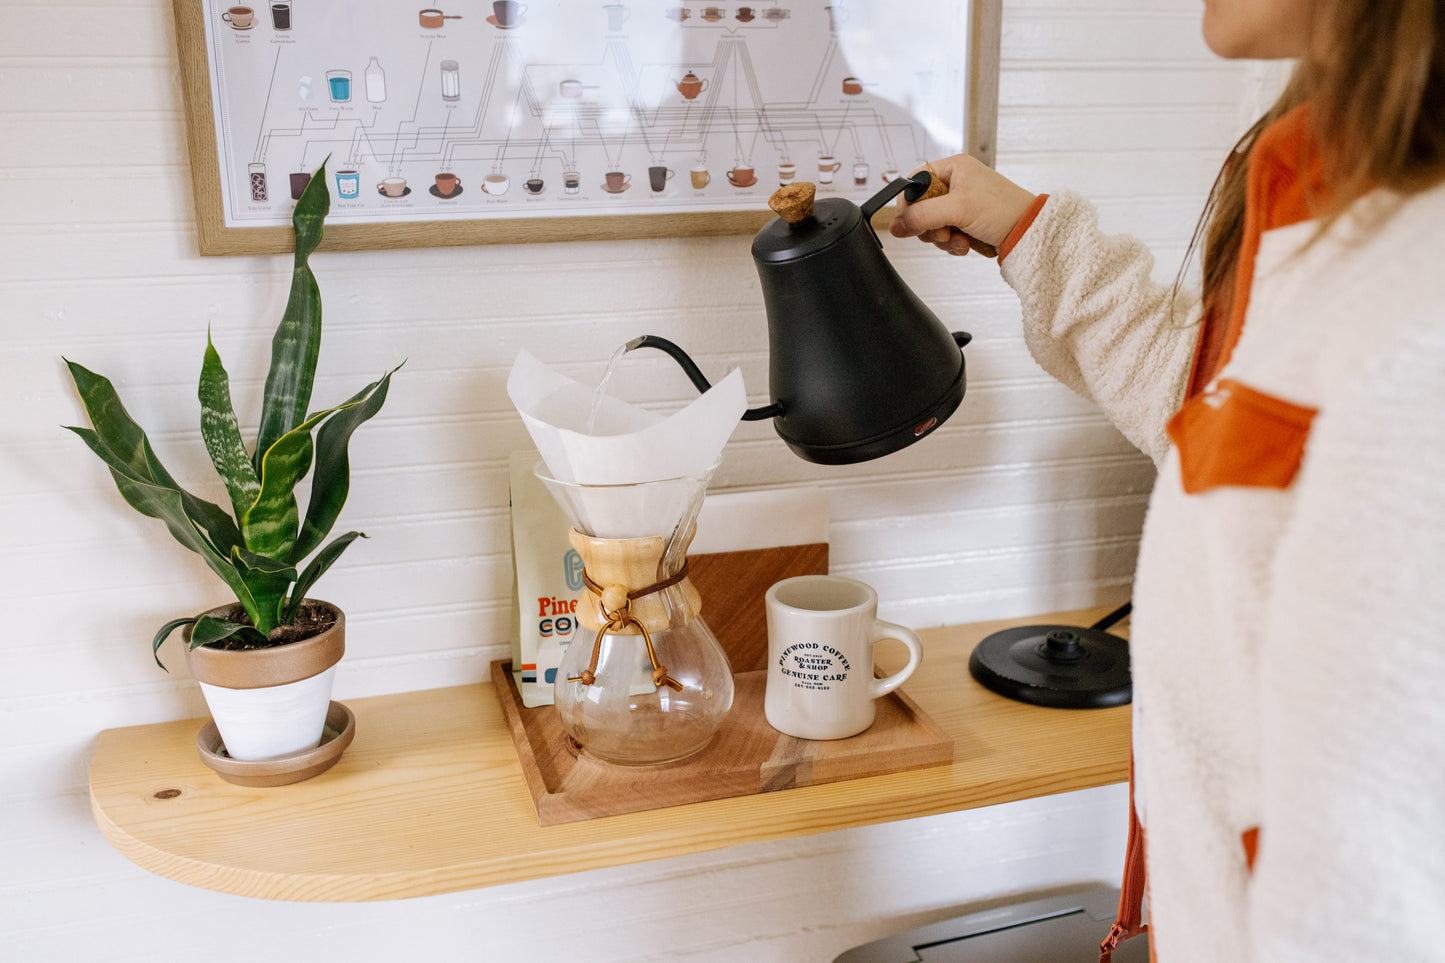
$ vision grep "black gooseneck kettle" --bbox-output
[630,171,972,465]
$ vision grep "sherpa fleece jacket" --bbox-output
[997,167,1445,959]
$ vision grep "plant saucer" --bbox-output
[196,700,355,787]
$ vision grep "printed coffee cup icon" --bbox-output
[648,166,675,191]
[852,162,869,186]
[248,163,268,202]
[524,177,544,194]
[271,2,292,30]
[327,69,352,103]
[727,166,757,188]
[735,5,755,21]
[483,173,511,195]
[666,7,691,21]
[493,0,526,25]
[564,171,581,193]
[689,165,710,188]
[604,3,630,30]
[222,6,254,28]
[842,77,864,95]
[881,168,899,184]
[762,7,789,20]
[434,172,461,197]
[778,162,796,185]
[560,79,583,98]
[334,169,361,199]
[604,170,631,193]
[817,155,841,184]
[419,8,462,28]
[378,176,408,197]
[676,72,708,100]
[701,6,723,21]
[289,171,312,199]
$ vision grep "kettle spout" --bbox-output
[626,335,783,422]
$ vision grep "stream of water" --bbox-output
[586,342,631,436]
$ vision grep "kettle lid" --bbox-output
[751,189,862,263]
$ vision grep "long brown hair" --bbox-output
[1186,0,1445,326]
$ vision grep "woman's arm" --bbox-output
[998,190,1202,464]
[892,156,1203,464]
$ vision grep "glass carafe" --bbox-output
[535,462,734,765]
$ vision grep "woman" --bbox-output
[891,2,1445,959]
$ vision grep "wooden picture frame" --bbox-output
[174,0,1001,256]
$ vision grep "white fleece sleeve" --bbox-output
[998,190,1203,464]
[1250,315,1445,959]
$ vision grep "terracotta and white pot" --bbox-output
[182,600,345,762]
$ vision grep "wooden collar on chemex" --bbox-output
[572,565,691,691]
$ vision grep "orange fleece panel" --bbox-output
[1168,378,1317,493]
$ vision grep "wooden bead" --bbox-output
[600,585,629,614]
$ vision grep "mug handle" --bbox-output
[222,10,234,20]
[868,620,921,699]
[665,168,675,180]
[699,78,709,93]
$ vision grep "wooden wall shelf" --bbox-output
[88,607,1131,902]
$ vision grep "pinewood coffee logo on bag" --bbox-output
[509,450,581,706]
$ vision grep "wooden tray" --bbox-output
[490,659,954,825]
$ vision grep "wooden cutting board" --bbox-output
[490,542,954,825]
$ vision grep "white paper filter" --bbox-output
[506,348,747,537]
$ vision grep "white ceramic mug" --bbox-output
[764,576,922,740]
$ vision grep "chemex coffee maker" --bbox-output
[629,171,1132,709]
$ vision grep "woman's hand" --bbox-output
[890,154,1037,256]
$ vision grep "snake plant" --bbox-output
[64,161,400,668]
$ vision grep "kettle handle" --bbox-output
[859,172,943,247]
[864,171,999,258]
[625,335,784,421]
[859,174,927,235]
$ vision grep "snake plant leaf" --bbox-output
[253,159,329,470]
[188,615,269,650]
[292,365,400,563]
[240,402,344,562]
[65,360,242,556]
[285,530,365,623]
[65,426,260,617]
[151,617,195,670]
[230,546,298,634]
[199,333,261,523]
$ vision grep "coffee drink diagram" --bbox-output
[203,0,963,226]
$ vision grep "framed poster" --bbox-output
[175,0,1001,255]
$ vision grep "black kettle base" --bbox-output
[968,623,1132,709]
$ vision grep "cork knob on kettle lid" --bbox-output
[768,182,816,223]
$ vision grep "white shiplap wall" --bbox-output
[1,1,1263,959]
